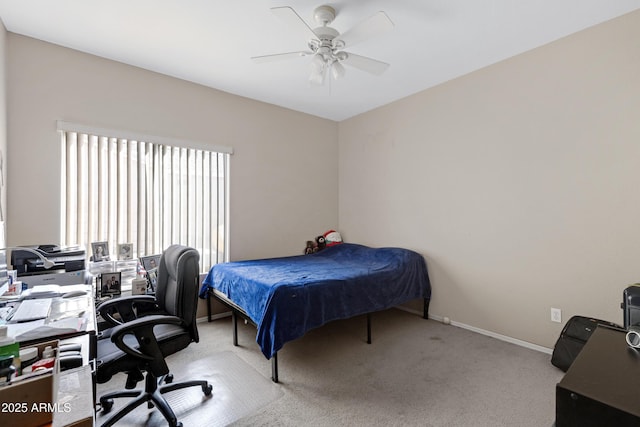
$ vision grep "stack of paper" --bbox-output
[11,298,53,322]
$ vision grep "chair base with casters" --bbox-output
[99,371,212,427]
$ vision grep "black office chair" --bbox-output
[96,245,212,427]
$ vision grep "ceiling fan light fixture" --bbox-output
[311,53,325,72]
[331,60,345,80]
[309,68,325,85]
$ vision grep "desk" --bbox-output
[556,326,640,426]
[16,295,96,344]
[4,293,97,367]
[53,365,94,427]
[0,292,97,427]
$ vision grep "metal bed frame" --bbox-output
[206,288,430,383]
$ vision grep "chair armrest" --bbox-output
[110,315,183,361]
[97,295,159,327]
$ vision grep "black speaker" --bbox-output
[622,285,640,328]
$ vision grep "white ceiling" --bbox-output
[0,1,639,121]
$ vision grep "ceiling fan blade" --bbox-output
[341,53,390,75]
[335,11,394,48]
[271,6,318,42]
[251,51,312,63]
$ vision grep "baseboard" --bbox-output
[200,307,554,354]
[196,311,231,323]
[395,306,553,355]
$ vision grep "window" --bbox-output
[58,122,230,272]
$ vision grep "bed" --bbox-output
[199,243,431,382]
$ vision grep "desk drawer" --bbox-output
[556,384,640,426]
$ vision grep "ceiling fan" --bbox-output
[252,5,394,85]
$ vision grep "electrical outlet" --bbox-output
[551,308,562,323]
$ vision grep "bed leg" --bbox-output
[271,353,279,383]
[207,292,212,322]
[232,311,239,346]
[423,297,430,320]
[367,313,372,344]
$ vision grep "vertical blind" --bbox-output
[60,128,229,272]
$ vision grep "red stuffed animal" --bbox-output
[323,230,343,247]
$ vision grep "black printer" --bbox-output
[10,244,86,276]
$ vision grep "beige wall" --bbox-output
[6,34,338,263]
[338,11,640,349]
[0,20,6,245]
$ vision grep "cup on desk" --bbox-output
[132,277,147,295]
[4,271,19,296]
[6,280,22,296]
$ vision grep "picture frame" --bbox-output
[140,254,161,272]
[91,241,110,262]
[140,254,161,293]
[100,271,122,297]
[146,268,158,293]
[117,243,133,260]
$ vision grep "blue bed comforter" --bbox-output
[199,243,431,359]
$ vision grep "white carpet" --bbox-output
[222,309,564,427]
[98,309,563,426]
[96,351,283,427]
